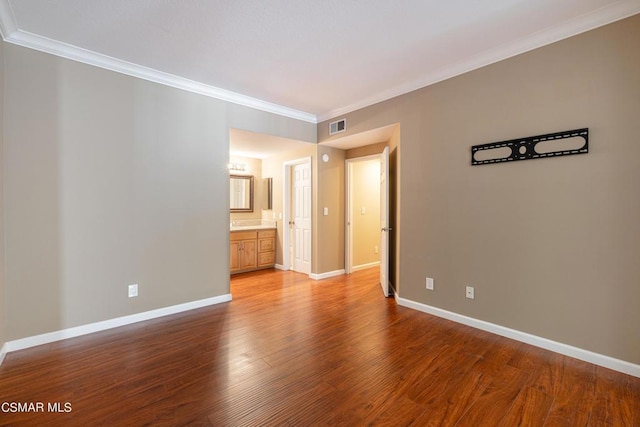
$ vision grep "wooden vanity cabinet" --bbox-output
[230,232,257,272]
[230,229,275,274]
[257,229,276,268]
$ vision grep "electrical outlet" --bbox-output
[128,284,138,298]
[374,245,378,254]
[466,286,474,299]
[426,277,434,290]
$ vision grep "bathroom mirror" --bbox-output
[230,175,254,212]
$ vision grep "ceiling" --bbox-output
[1,0,639,124]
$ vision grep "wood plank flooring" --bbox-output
[0,268,638,426]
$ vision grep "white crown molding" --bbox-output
[0,0,16,38]
[397,296,640,378]
[317,1,640,122]
[0,1,317,124]
[2,1,640,131]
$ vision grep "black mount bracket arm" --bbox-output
[471,128,589,166]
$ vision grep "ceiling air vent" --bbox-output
[329,118,346,135]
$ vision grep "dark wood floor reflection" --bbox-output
[1,268,638,425]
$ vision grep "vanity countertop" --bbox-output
[230,219,277,232]
[230,224,276,231]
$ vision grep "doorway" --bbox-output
[345,147,390,297]
[345,155,381,273]
[283,157,312,275]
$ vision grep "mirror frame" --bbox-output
[230,175,254,213]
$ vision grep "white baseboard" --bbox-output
[397,296,640,378]
[352,261,380,272]
[309,269,346,280]
[274,264,287,271]
[1,294,232,360]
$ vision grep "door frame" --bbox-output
[379,146,390,297]
[282,156,312,274]
[345,154,380,274]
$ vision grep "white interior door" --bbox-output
[293,161,312,274]
[346,161,354,274]
[379,146,390,297]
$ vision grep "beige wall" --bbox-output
[350,159,380,268]
[345,141,387,159]
[319,15,640,364]
[315,145,346,274]
[2,43,315,341]
[229,155,262,221]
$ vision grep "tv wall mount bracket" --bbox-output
[471,128,588,166]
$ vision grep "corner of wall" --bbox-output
[0,40,6,362]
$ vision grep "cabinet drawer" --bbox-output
[258,251,275,266]
[258,229,276,239]
[258,238,274,252]
[230,231,257,241]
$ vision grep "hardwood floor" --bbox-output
[1,268,638,426]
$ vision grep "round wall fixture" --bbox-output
[322,154,330,163]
